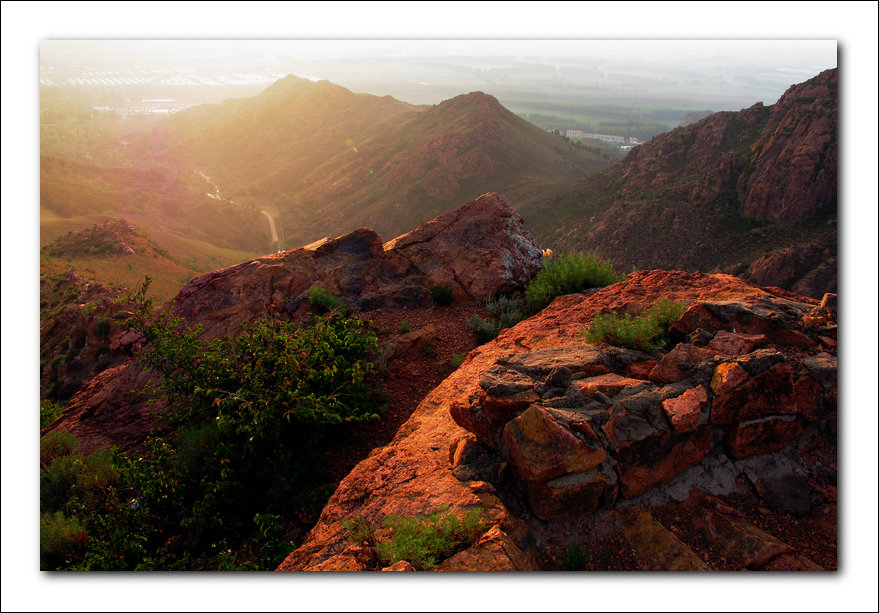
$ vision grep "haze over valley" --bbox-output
[39,40,837,301]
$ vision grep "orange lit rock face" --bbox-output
[661,385,708,434]
[280,269,835,570]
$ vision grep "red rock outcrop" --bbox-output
[552,69,837,300]
[738,69,838,224]
[42,218,141,259]
[173,192,542,340]
[744,244,837,298]
[280,270,836,570]
[43,193,543,452]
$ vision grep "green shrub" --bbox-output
[525,252,624,311]
[343,515,376,546]
[450,352,467,368]
[430,284,455,306]
[397,321,410,334]
[40,511,89,570]
[645,297,687,331]
[40,445,119,512]
[345,505,485,570]
[467,313,503,345]
[37,276,386,570]
[584,298,685,352]
[95,315,111,336]
[40,430,78,464]
[486,295,527,328]
[307,285,346,314]
[561,542,591,570]
[467,295,527,344]
[378,506,484,570]
[40,400,65,429]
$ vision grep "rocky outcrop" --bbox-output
[39,270,137,403]
[173,192,542,340]
[738,69,838,224]
[548,69,837,299]
[279,270,836,570]
[43,193,543,451]
[614,68,836,226]
[744,244,837,298]
[42,219,140,258]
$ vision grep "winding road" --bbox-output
[261,210,279,244]
[197,170,281,250]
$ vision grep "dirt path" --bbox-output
[196,169,281,247]
[261,210,279,244]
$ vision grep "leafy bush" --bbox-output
[39,276,386,570]
[40,511,89,570]
[430,284,455,306]
[40,400,65,429]
[397,321,410,334]
[584,298,685,352]
[307,285,346,314]
[525,252,624,311]
[345,505,485,570]
[450,352,467,368]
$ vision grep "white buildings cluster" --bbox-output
[562,129,641,146]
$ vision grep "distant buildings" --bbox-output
[559,129,640,146]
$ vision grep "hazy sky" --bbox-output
[39,38,839,111]
[41,38,838,63]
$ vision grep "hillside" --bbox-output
[520,68,838,298]
[40,154,268,254]
[141,76,609,247]
[40,218,255,304]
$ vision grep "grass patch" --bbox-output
[345,505,485,570]
[450,352,467,368]
[307,285,346,314]
[525,252,624,311]
[583,298,685,352]
[397,321,410,334]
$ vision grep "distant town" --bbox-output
[552,129,642,150]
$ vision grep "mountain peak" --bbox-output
[437,90,506,113]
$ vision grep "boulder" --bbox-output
[711,363,797,424]
[661,385,709,434]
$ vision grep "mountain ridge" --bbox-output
[520,68,837,298]
[139,76,608,247]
